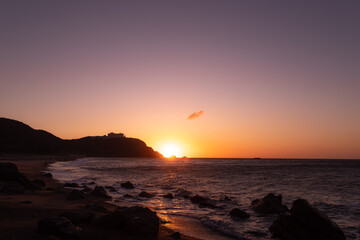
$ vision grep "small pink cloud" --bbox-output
[187,110,204,120]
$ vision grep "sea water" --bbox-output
[48,158,360,239]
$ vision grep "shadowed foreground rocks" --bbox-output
[82,206,159,240]
[251,193,288,214]
[269,199,345,240]
[38,217,80,240]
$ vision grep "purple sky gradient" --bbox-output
[1,1,359,158]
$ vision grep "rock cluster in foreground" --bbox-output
[269,198,346,240]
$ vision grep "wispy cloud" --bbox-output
[187,110,204,120]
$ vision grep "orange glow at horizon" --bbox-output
[158,143,182,158]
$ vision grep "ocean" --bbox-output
[48,158,360,239]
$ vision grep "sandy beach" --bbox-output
[0,156,201,240]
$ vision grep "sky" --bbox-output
[1,1,360,158]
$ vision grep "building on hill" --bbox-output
[107,132,125,138]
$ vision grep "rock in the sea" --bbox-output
[269,199,346,240]
[170,231,181,239]
[250,193,288,214]
[33,179,46,187]
[120,181,134,189]
[123,194,133,198]
[105,186,117,192]
[43,172,53,178]
[91,186,111,199]
[91,206,159,237]
[230,208,250,219]
[139,191,154,198]
[37,217,80,240]
[85,203,108,212]
[66,190,85,200]
[190,195,216,208]
[64,183,80,188]
[59,212,94,225]
[163,193,174,199]
[81,186,91,193]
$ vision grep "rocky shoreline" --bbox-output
[0,159,200,240]
[0,158,347,240]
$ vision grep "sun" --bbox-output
[159,143,181,158]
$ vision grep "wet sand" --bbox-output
[0,157,202,240]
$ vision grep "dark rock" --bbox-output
[81,186,91,193]
[230,208,250,219]
[85,203,108,212]
[91,186,111,199]
[250,193,288,214]
[46,187,55,191]
[269,199,345,240]
[37,217,80,240]
[244,230,268,237]
[66,190,85,200]
[139,191,154,198]
[123,194,133,198]
[33,179,46,187]
[91,206,159,237]
[163,194,174,199]
[20,200,32,204]
[64,183,79,188]
[46,235,61,240]
[105,186,116,192]
[190,195,216,208]
[43,173,53,178]
[170,231,181,239]
[120,181,134,189]
[88,181,95,185]
[0,162,40,193]
[59,212,94,225]
[0,162,22,181]
[175,189,192,198]
[223,196,231,201]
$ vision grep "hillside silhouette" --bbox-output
[0,117,162,158]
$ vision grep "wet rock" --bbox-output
[120,181,134,189]
[269,199,345,240]
[43,173,53,178]
[222,195,231,201]
[66,190,85,200]
[105,186,117,192]
[250,193,288,214]
[81,186,91,193]
[244,230,268,237]
[64,183,79,188]
[90,206,159,237]
[163,194,174,199]
[85,203,108,212]
[190,195,216,208]
[59,212,94,225]
[170,231,181,239]
[139,191,154,198]
[37,217,80,240]
[33,179,46,187]
[230,208,250,219]
[123,194,133,198]
[91,186,111,199]
[175,189,192,198]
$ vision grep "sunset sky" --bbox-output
[1,1,359,158]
